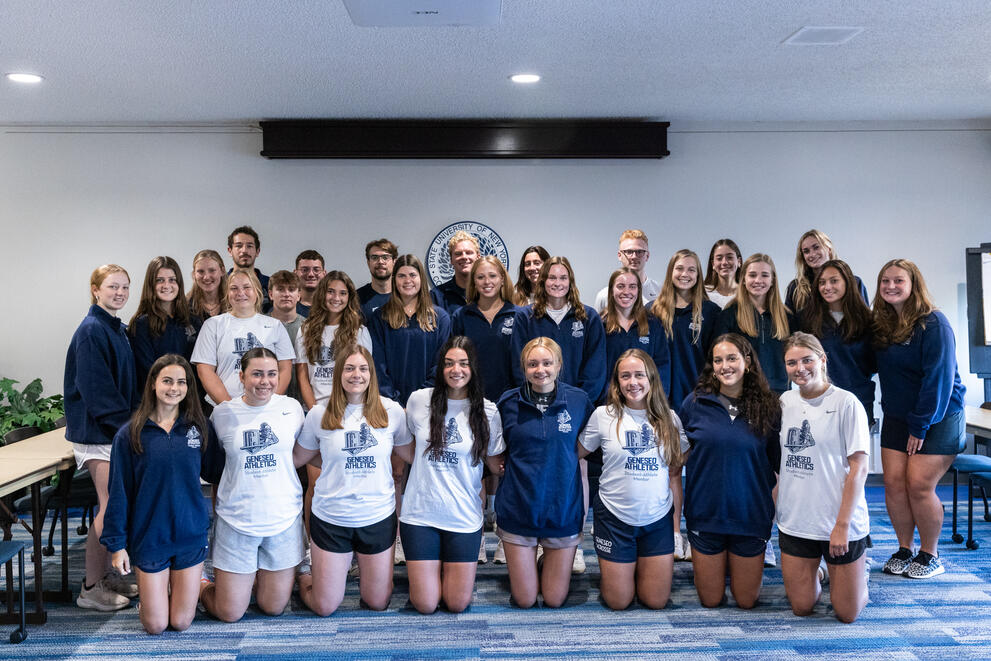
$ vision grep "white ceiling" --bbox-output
[2,0,990,125]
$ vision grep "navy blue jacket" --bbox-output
[876,310,966,439]
[510,305,607,404]
[603,315,672,404]
[812,319,877,422]
[785,275,870,315]
[665,301,721,412]
[716,303,796,393]
[64,305,138,445]
[101,418,212,566]
[430,278,468,316]
[368,305,452,406]
[680,391,779,539]
[130,314,203,389]
[451,301,520,402]
[495,384,594,537]
[358,284,391,322]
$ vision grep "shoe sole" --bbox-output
[906,567,945,579]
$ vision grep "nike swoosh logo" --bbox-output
[826,410,837,414]
[282,411,291,415]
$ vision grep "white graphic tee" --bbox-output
[294,324,373,405]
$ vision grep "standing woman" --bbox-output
[785,229,869,315]
[802,259,876,423]
[368,254,452,407]
[512,245,550,306]
[489,338,595,608]
[190,269,294,407]
[399,337,503,613]
[293,345,411,616]
[102,355,212,634]
[187,249,227,320]
[778,333,870,623]
[511,256,607,404]
[199,348,306,621]
[874,259,966,579]
[579,349,687,610]
[651,249,721,411]
[703,239,742,309]
[603,268,671,397]
[66,264,139,611]
[129,256,202,388]
[680,334,780,608]
[716,254,794,394]
[451,257,520,403]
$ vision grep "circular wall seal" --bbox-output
[426,221,510,288]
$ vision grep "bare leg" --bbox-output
[906,454,955,555]
[135,567,171,634]
[598,557,636,610]
[780,553,821,616]
[406,560,441,614]
[83,459,111,586]
[503,542,538,608]
[254,567,296,615]
[539,546,576,608]
[168,562,205,631]
[727,552,764,609]
[827,555,869,623]
[356,546,394,610]
[200,568,255,622]
[298,544,350,616]
[635,554,674,609]
[691,549,728,608]
[440,561,478,613]
[882,449,915,549]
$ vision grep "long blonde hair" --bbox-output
[321,344,389,430]
[466,256,514,302]
[187,249,228,318]
[651,249,708,343]
[735,254,790,340]
[872,258,936,346]
[791,229,837,312]
[605,349,683,468]
[381,255,438,331]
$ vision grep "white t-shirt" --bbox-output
[294,324,373,405]
[191,313,295,406]
[400,388,504,533]
[297,398,411,527]
[210,395,304,536]
[545,304,571,325]
[777,386,871,541]
[595,276,662,313]
[704,287,735,309]
[580,405,689,527]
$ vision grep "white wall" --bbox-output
[2,124,989,402]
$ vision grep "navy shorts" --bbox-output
[310,512,397,555]
[399,522,482,563]
[135,544,208,574]
[687,529,766,558]
[592,497,674,563]
[881,409,965,455]
[778,531,868,565]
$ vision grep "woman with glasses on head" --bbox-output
[785,229,869,317]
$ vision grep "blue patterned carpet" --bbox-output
[4,486,991,660]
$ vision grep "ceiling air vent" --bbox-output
[783,26,863,46]
[342,0,502,27]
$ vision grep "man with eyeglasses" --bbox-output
[593,229,662,312]
[358,238,399,320]
[293,249,325,318]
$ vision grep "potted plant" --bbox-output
[1,377,65,443]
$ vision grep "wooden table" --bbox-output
[0,430,74,624]
[966,405,991,438]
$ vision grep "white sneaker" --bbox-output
[572,547,586,574]
[77,578,131,611]
[394,534,406,565]
[102,569,139,598]
[535,544,545,567]
[681,534,692,561]
[297,546,312,576]
[817,558,828,585]
[763,540,777,568]
[493,539,507,564]
[478,535,488,564]
[348,558,360,578]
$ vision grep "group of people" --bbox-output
[62,224,966,633]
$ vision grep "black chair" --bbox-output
[964,471,991,550]
[950,404,991,545]
[0,540,28,643]
[2,427,42,446]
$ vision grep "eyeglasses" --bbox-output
[620,249,647,258]
[368,254,393,262]
[297,267,324,274]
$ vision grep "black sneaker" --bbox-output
[882,547,914,575]
[905,551,944,579]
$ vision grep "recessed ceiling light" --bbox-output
[510,73,540,84]
[6,73,44,84]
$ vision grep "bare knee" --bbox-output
[362,595,390,611]
[411,595,439,614]
[542,593,565,608]
[790,603,814,617]
[170,612,194,632]
[511,589,538,609]
[256,597,288,616]
[638,592,669,610]
[735,596,758,609]
[603,593,634,611]
[309,598,340,617]
[443,595,471,614]
[141,614,168,636]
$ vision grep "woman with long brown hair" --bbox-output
[187,249,227,320]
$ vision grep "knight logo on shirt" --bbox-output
[571,321,584,338]
[343,423,378,456]
[232,332,264,358]
[622,424,654,456]
[639,335,650,345]
[444,418,463,447]
[557,410,572,433]
[501,317,515,336]
[317,344,334,365]
[241,422,280,454]
[186,426,202,449]
[688,321,701,332]
[784,420,815,472]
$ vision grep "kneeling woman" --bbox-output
[579,349,687,609]
[490,337,595,608]
[399,336,503,613]
[293,344,411,616]
[103,355,211,634]
[778,332,870,623]
[199,348,306,622]
[680,334,780,608]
